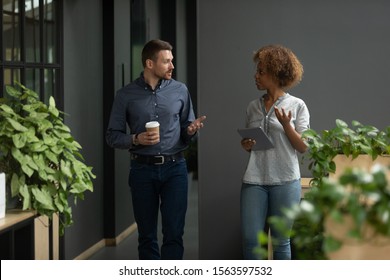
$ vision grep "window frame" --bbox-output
[1,0,63,110]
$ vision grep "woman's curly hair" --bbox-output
[253,45,303,89]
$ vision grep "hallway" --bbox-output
[88,179,199,260]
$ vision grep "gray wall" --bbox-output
[114,0,134,239]
[63,0,139,259]
[63,0,104,259]
[197,0,390,259]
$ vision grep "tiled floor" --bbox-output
[88,179,199,260]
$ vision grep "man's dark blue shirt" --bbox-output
[106,73,196,156]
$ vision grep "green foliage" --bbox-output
[256,119,390,259]
[287,165,390,258]
[0,83,95,235]
[302,119,390,187]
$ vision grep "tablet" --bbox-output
[237,127,274,150]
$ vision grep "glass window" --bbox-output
[25,67,40,93]
[44,68,55,103]
[44,0,57,64]
[25,0,40,62]
[3,0,21,61]
[1,0,62,105]
[4,68,21,86]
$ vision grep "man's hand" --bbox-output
[187,116,207,135]
[137,131,160,145]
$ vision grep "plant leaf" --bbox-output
[335,119,348,128]
[11,173,21,197]
[19,184,31,209]
[5,85,22,98]
[6,117,28,132]
[60,159,73,178]
[31,186,55,210]
[48,96,59,117]
[12,133,27,148]
[0,104,16,115]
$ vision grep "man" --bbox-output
[106,39,206,260]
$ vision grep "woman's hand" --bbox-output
[274,106,308,153]
[274,106,292,126]
[241,138,256,152]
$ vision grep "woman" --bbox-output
[240,44,310,259]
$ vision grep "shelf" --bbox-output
[0,210,36,232]
[0,210,37,259]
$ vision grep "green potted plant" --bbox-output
[303,119,390,187]
[0,83,95,235]
[285,164,390,260]
[256,119,390,259]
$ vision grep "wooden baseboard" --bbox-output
[105,223,138,247]
[73,239,106,260]
[74,223,138,260]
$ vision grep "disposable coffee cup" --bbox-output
[145,121,160,135]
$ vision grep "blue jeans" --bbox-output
[240,180,301,260]
[129,158,188,260]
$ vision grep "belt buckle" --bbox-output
[154,155,165,165]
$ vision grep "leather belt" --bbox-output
[131,152,184,165]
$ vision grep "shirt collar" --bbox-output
[136,72,170,90]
